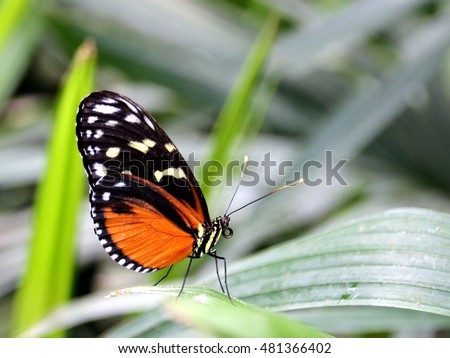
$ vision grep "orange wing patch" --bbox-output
[103,200,195,269]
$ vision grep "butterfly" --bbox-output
[76,90,301,297]
[76,90,235,296]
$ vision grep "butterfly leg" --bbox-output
[208,251,232,301]
[153,265,174,286]
[178,257,194,298]
[212,253,225,294]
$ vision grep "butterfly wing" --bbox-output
[76,90,211,271]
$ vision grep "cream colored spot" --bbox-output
[106,147,120,158]
[164,143,176,153]
[143,139,156,148]
[154,167,187,182]
[197,224,204,239]
[128,139,156,154]
[122,170,132,175]
[128,140,148,154]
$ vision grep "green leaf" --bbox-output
[220,208,450,316]
[12,40,97,336]
[163,287,332,338]
[295,10,450,167]
[0,0,49,111]
[201,12,280,203]
[21,286,332,338]
[22,207,450,337]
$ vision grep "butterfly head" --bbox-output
[218,215,233,239]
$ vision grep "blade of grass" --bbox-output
[158,13,281,282]
[12,40,96,336]
[201,12,280,204]
[0,0,27,50]
[0,0,49,111]
[296,10,450,166]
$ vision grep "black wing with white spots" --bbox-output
[76,90,210,222]
[75,91,215,272]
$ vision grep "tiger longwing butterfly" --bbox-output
[76,90,301,298]
[76,90,237,296]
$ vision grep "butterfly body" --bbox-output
[76,91,232,274]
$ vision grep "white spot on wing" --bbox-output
[127,263,134,269]
[122,170,132,175]
[102,192,111,201]
[144,116,155,130]
[86,146,95,156]
[118,258,127,266]
[115,182,126,187]
[106,147,120,158]
[125,113,141,123]
[164,143,176,153]
[101,97,117,104]
[111,254,119,260]
[120,98,139,114]
[94,129,104,139]
[128,141,148,154]
[106,120,119,127]
[154,167,187,182]
[93,104,119,114]
[105,246,113,253]
[87,116,98,123]
[100,239,107,245]
[128,139,155,154]
[92,163,107,177]
[143,139,156,148]
[86,130,92,138]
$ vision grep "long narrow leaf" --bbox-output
[12,40,96,336]
[201,12,280,204]
[0,0,49,111]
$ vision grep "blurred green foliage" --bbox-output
[1,0,450,338]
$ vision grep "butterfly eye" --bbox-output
[223,228,233,239]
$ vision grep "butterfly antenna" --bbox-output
[224,155,249,217]
[227,177,304,217]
